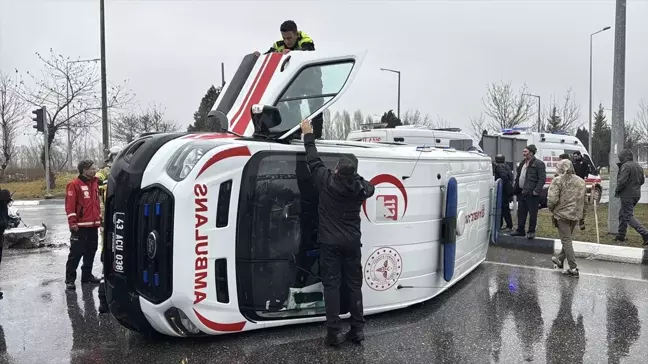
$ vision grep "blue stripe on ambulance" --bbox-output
[441,177,458,282]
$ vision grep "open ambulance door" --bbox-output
[212,50,366,138]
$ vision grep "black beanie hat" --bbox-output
[336,157,356,176]
[526,144,537,155]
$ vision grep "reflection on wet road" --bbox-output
[1,223,648,363]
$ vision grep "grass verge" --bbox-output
[526,203,648,248]
[2,173,77,200]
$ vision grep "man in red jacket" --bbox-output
[65,159,102,290]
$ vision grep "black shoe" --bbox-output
[325,332,345,347]
[565,268,579,277]
[99,301,109,314]
[510,231,525,237]
[66,282,76,290]
[81,276,101,284]
[614,235,626,242]
[346,328,365,344]
[551,256,564,270]
[526,232,536,240]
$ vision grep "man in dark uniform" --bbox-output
[300,119,375,347]
[614,149,648,245]
[493,154,514,231]
[571,151,590,180]
[0,189,10,300]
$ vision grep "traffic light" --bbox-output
[32,107,45,132]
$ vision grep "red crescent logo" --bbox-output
[362,174,408,221]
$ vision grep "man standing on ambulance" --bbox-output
[64,160,102,290]
[254,21,324,139]
[300,119,375,347]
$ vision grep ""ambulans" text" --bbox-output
[194,183,209,305]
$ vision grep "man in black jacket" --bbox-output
[614,149,648,245]
[572,151,590,180]
[512,144,546,239]
[300,119,375,347]
[493,154,514,231]
[0,189,10,300]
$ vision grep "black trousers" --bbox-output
[516,195,539,234]
[501,195,513,229]
[619,197,648,238]
[65,227,99,283]
[320,243,365,334]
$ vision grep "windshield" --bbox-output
[272,61,354,134]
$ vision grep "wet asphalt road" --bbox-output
[2,207,648,364]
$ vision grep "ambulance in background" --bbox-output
[346,124,481,152]
[481,128,602,205]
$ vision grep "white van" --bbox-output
[482,129,602,203]
[346,124,479,151]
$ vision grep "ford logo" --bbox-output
[147,231,158,259]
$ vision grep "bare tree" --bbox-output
[469,113,488,141]
[17,49,133,186]
[111,103,178,143]
[540,88,581,133]
[482,81,533,131]
[0,70,28,179]
[401,109,451,129]
[634,99,648,143]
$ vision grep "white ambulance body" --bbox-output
[346,125,479,151]
[104,50,498,337]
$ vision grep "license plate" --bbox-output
[112,212,126,274]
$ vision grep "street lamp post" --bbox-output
[66,58,101,171]
[588,26,612,154]
[380,68,401,120]
[523,93,541,131]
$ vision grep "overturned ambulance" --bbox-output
[103,50,502,337]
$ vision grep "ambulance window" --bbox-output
[273,61,354,133]
[236,151,357,320]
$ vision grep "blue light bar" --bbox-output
[154,273,160,287]
[144,204,149,217]
[155,203,161,216]
[143,270,149,284]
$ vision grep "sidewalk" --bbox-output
[494,234,648,265]
[12,199,65,206]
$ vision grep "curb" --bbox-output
[492,235,648,265]
[11,199,65,206]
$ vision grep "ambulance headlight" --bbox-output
[166,142,218,181]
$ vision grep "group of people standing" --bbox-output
[494,145,648,277]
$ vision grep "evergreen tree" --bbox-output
[381,110,402,128]
[545,106,563,133]
[575,127,589,151]
[591,103,611,167]
[188,85,222,132]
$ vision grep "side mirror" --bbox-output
[207,110,229,133]
[251,104,282,136]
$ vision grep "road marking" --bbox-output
[484,261,648,283]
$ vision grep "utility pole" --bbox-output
[221,62,225,87]
[380,68,401,120]
[588,26,612,154]
[608,0,627,234]
[100,0,109,160]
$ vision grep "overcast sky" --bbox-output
[1,0,647,146]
